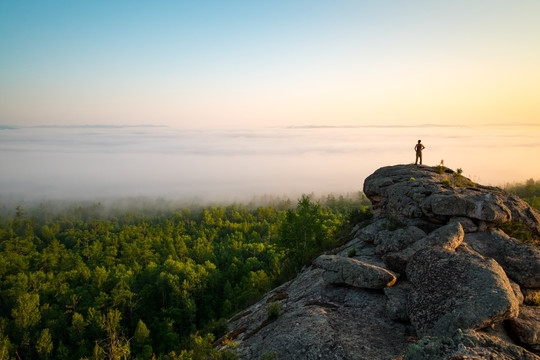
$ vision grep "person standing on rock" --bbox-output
[414,140,425,165]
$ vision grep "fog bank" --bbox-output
[1,124,539,204]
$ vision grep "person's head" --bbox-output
[418,140,421,143]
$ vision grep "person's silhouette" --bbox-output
[414,140,425,165]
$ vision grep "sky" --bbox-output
[1,1,539,202]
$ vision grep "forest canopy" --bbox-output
[0,193,371,359]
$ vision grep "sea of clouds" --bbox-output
[1,124,539,203]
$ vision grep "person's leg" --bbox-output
[419,153,422,165]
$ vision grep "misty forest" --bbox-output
[0,179,538,360]
[0,193,374,359]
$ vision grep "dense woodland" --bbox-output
[0,193,371,359]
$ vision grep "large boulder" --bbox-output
[313,254,397,289]
[364,164,540,236]
[422,192,511,224]
[406,247,519,337]
[373,226,426,255]
[355,218,391,243]
[381,222,464,275]
[363,165,443,220]
[423,221,464,249]
[464,229,540,288]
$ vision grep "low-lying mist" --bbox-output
[0,190,369,221]
[1,124,539,211]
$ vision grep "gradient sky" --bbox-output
[1,1,540,202]
[1,1,539,129]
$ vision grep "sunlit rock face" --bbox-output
[313,254,397,289]
[222,164,540,360]
[363,164,540,236]
[406,247,519,338]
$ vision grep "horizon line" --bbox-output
[2,122,539,131]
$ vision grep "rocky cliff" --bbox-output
[220,164,540,359]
